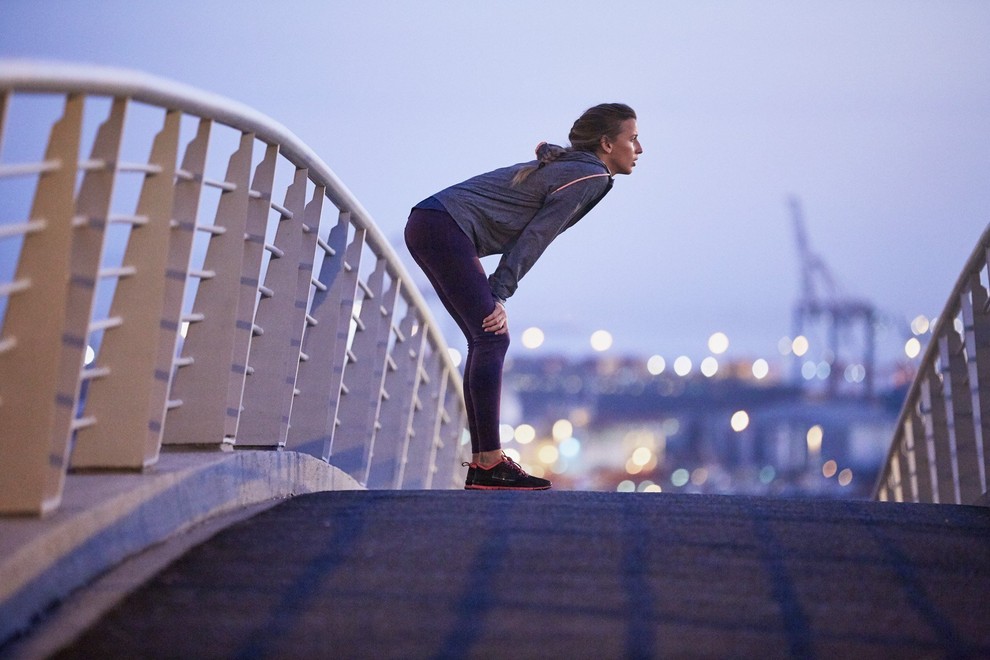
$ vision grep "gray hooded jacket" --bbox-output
[425,148,613,303]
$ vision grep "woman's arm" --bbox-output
[487,175,612,302]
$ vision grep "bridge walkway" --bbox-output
[36,490,990,659]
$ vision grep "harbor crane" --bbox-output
[789,196,877,397]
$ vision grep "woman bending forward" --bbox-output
[405,103,642,490]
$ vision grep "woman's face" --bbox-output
[600,118,642,176]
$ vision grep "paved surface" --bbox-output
[38,491,990,658]
[0,449,363,650]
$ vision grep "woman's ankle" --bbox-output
[474,450,503,468]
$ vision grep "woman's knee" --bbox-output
[472,330,510,356]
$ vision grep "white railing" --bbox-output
[0,60,468,515]
[875,223,990,505]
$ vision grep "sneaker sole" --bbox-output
[464,484,552,491]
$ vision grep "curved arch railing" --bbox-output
[0,60,467,515]
[875,223,990,505]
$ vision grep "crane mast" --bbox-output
[789,196,877,398]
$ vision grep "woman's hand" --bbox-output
[482,301,508,335]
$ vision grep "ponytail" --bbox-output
[512,141,568,185]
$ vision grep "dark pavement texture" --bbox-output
[53,490,990,659]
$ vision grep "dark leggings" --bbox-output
[404,207,508,454]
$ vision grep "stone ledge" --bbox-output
[0,449,362,645]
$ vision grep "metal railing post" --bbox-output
[71,108,181,469]
[162,130,254,448]
[0,95,82,514]
[238,166,311,448]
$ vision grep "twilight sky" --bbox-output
[2,0,988,377]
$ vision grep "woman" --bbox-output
[405,103,642,490]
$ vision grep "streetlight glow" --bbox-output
[521,326,545,349]
[730,410,750,432]
[590,330,613,352]
[708,332,729,354]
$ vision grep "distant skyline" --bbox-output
[2,1,988,376]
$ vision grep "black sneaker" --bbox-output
[465,453,552,490]
[461,461,478,488]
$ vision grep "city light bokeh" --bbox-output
[730,410,750,432]
[491,302,933,495]
[590,330,613,352]
[521,326,545,349]
[335,290,936,496]
[708,332,729,355]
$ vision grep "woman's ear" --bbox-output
[599,135,613,153]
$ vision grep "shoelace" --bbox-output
[462,455,528,474]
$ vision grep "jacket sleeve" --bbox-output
[488,175,611,301]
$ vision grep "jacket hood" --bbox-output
[554,147,609,172]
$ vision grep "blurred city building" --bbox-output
[498,352,910,498]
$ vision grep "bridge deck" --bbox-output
[43,491,990,658]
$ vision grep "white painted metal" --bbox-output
[72,108,181,469]
[875,223,990,505]
[0,60,466,514]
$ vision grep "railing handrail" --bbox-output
[0,58,452,371]
[874,222,990,505]
[882,222,990,447]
